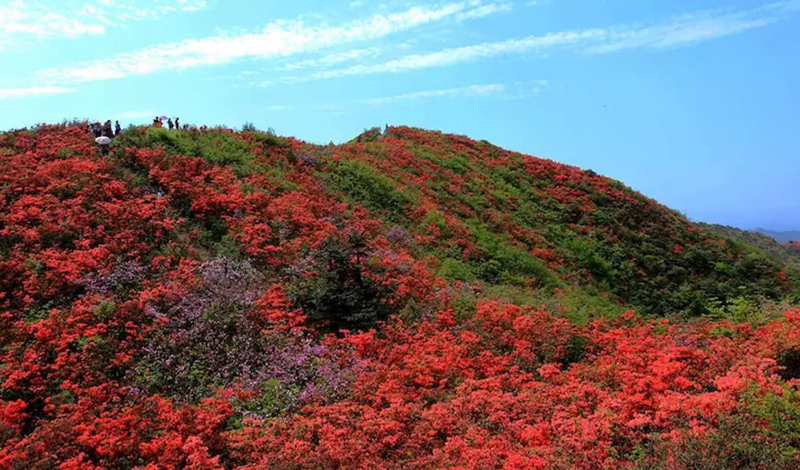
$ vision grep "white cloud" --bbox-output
[281,47,382,71]
[360,80,549,104]
[111,0,208,21]
[0,0,207,47]
[456,2,512,20]
[35,1,510,83]
[180,1,207,13]
[315,103,346,116]
[513,79,549,98]
[0,2,105,40]
[362,83,506,104]
[290,30,600,82]
[0,86,74,99]
[289,1,799,82]
[583,7,785,54]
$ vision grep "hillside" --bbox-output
[1,123,799,469]
[702,223,800,268]
[337,127,798,317]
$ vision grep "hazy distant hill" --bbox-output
[756,228,800,243]
[701,223,800,267]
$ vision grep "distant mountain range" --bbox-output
[700,224,800,267]
[755,228,800,243]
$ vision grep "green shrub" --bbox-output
[482,284,624,324]
[467,222,563,289]
[239,379,298,419]
[438,258,476,282]
[119,127,260,177]
[326,159,415,222]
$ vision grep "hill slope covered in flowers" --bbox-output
[0,123,799,469]
[701,223,800,269]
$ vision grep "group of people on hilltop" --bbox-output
[90,120,122,139]
[149,117,210,133]
[90,120,122,156]
[153,116,181,130]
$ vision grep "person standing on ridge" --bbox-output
[115,121,122,136]
[102,121,113,138]
[167,118,174,130]
[175,117,180,130]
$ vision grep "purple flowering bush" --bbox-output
[295,150,319,167]
[386,224,410,245]
[134,257,359,416]
[80,260,148,295]
[237,331,360,419]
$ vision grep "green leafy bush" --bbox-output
[326,159,415,222]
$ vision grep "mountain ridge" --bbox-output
[756,227,800,243]
[701,223,800,267]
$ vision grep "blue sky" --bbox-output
[1,0,799,230]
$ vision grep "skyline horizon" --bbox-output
[2,0,798,231]
[8,117,798,234]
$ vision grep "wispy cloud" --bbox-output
[0,2,105,41]
[525,0,553,6]
[315,103,346,116]
[361,80,549,105]
[36,1,510,83]
[583,3,795,53]
[0,0,207,48]
[288,1,800,82]
[513,79,549,98]
[0,86,74,99]
[115,0,208,20]
[456,2,512,20]
[288,30,600,82]
[362,83,506,105]
[280,47,382,71]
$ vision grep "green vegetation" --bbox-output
[286,234,392,332]
[114,126,289,177]
[324,159,416,222]
[702,222,800,267]
[328,126,798,318]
